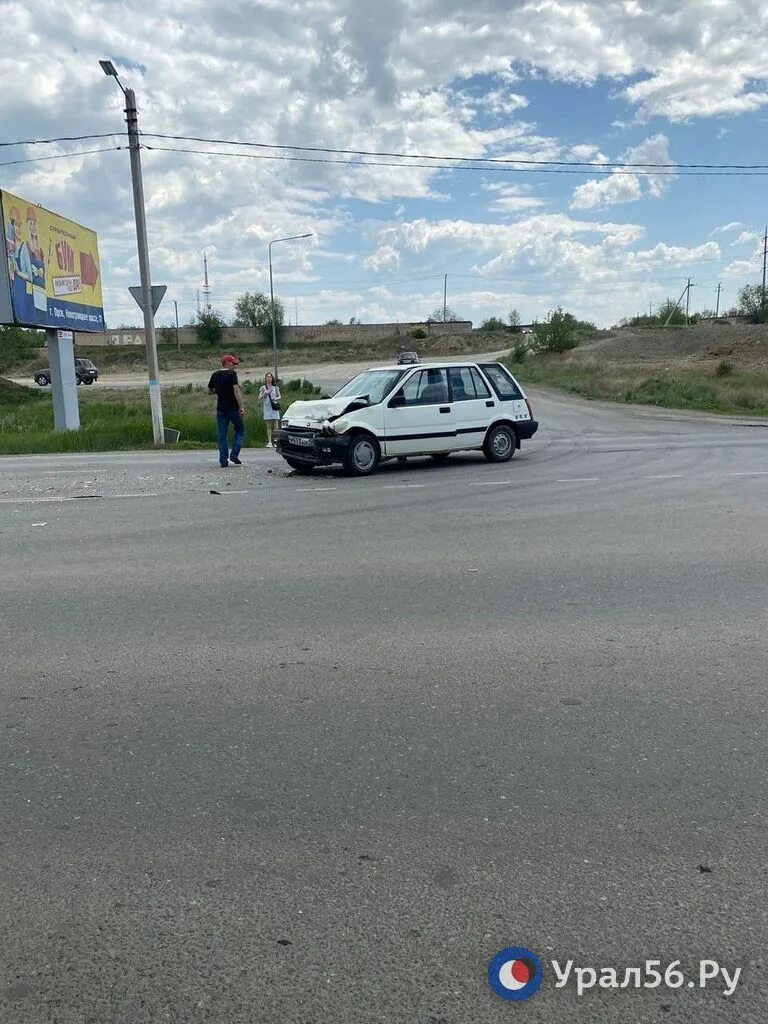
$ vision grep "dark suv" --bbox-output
[396,350,420,365]
[34,358,99,387]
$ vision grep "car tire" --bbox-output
[483,423,516,462]
[76,376,83,385]
[35,374,49,387]
[344,433,380,476]
[283,457,314,474]
[83,378,94,385]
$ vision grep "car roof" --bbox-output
[368,360,494,371]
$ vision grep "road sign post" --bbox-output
[46,329,80,431]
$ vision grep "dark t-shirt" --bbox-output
[208,369,240,411]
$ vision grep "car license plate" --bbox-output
[290,435,314,447]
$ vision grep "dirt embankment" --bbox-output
[577,321,768,368]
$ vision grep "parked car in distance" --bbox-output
[34,358,99,387]
[396,350,420,365]
[276,360,538,476]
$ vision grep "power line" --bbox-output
[142,143,768,177]
[0,132,125,148]
[0,146,124,168]
[3,128,766,172]
[140,132,768,172]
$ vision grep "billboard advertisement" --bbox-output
[0,190,105,333]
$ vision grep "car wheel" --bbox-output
[76,376,83,385]
[344,433,380,476]
[283,457,314,474]
[83,378,94,385]
[483,424,516,462]
[35,374,49,387]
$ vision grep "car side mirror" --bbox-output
[389,392,406,408]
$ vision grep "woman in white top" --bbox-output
[258,372,281,447]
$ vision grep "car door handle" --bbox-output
[486,400,495,407]
[439,406,451,413]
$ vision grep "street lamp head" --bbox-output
[99,59,118,77]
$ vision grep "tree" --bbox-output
[194,309,227,345]
[232,290,285,330]
[480,316,508,332]
[508,308,521,332]
[530,306,580,354]
[325,318,343,326]
[655,297,687,326]
[737,283,767,323]
[349,316,363,325]
[428,306,462,323]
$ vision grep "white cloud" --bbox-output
[731,231,760,247]
[570,174,643,210]
[570,134,675,210]
[710,222,744,236]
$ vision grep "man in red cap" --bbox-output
[208,354,245,467]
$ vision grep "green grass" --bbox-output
[0,379,322,455]
[514,355,768,417]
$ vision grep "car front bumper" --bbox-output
[275,428,352,467]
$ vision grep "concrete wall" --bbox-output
[75,321,474,348]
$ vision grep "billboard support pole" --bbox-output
[124,87,164,445]
[46,329,80,431]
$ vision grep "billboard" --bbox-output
[0,190,105,333]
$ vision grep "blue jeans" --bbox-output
[217,409,244,465]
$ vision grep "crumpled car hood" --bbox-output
[282,396,367,425]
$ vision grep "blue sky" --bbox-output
[2,0,767,328]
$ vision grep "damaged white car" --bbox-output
[275,361,539,476]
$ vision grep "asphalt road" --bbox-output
[2,390,768,1023]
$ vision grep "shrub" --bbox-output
[530,307,580,354]
[480,316,508,332]
[194,310,227,345]
[410,327,428,339]
[509,341,528,364]
[715,360,733,377]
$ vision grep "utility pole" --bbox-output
[101,61,164,444]
[648,301,653,318]
[664,280,692,327]
[295,296,299,327]
[443,273,448,324]
[174,300,180,351]
[203,252,211,312]
[125,87,164,444]
[685,277,692,325]
[762,226,767,324]
[715,283,722,319]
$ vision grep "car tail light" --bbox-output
[525,398,534,420]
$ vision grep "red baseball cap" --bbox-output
[220,353,239,366]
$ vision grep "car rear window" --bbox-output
[479,363,523,400]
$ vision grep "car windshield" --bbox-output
[333,368,406,405]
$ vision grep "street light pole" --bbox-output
[174,299,180,351]
[268,233,313,382]
[100,61,164,444]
